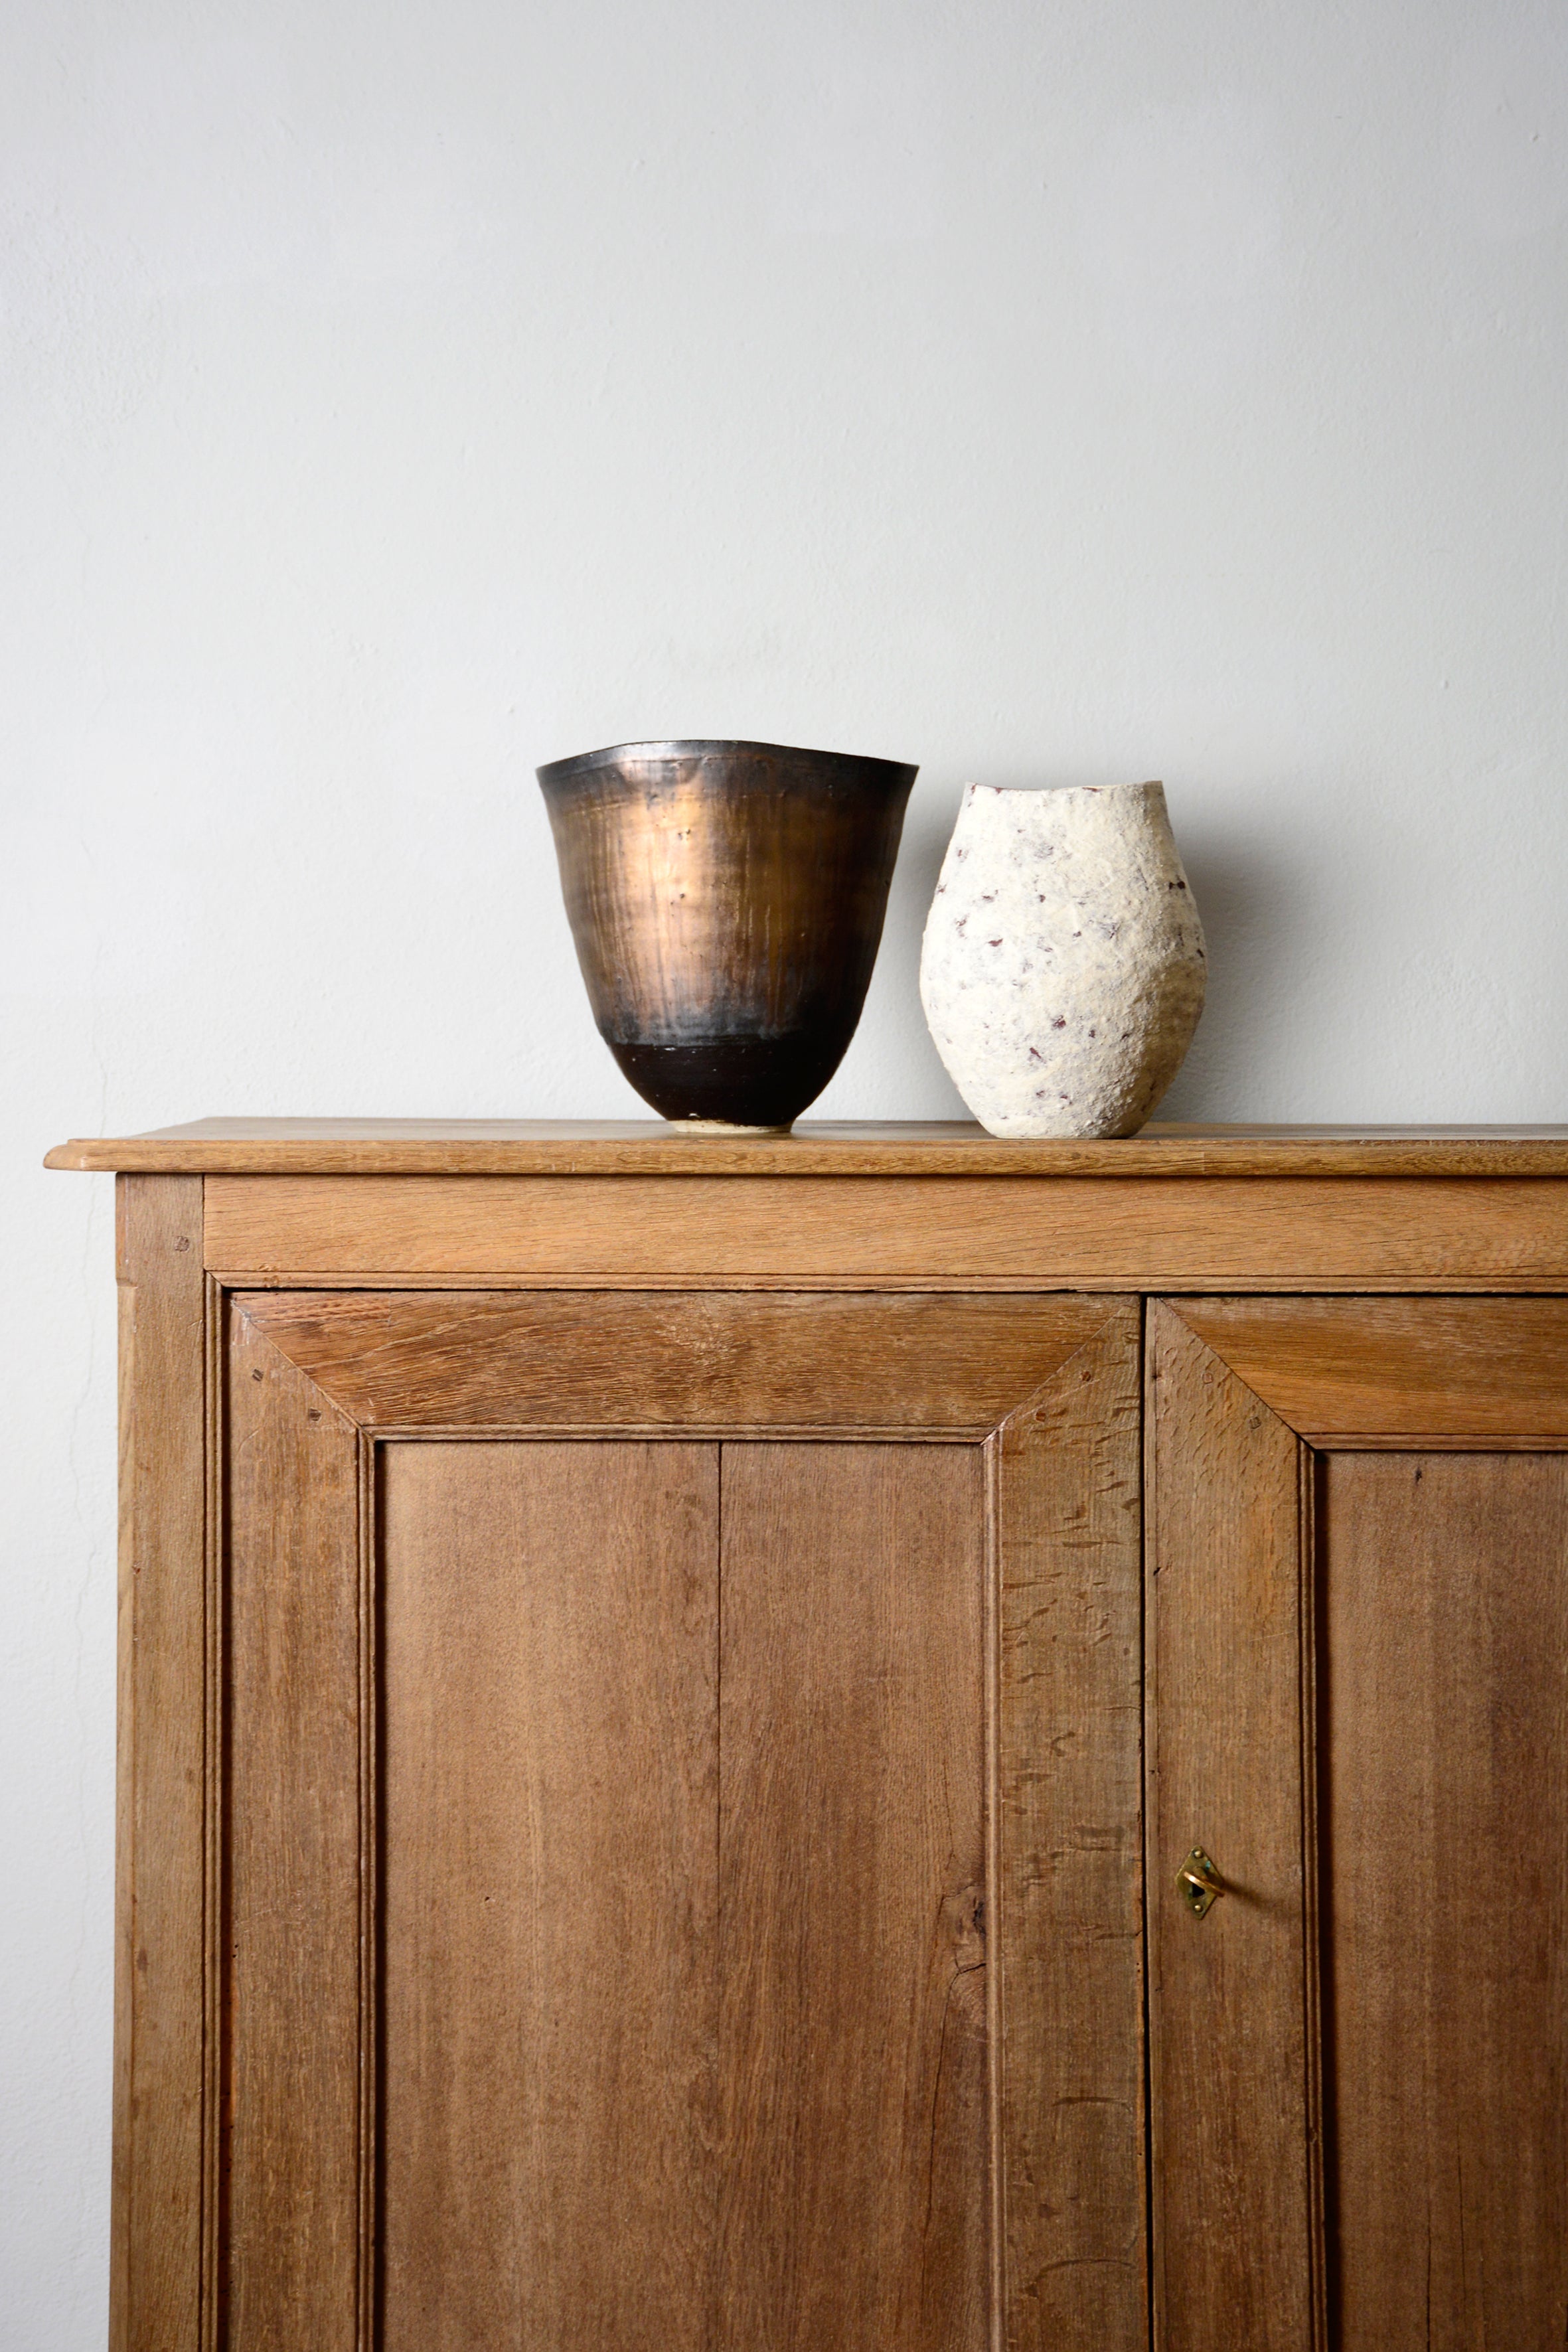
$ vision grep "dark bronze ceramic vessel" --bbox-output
[537,739,917,1128]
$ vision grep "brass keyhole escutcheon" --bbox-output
[1177,1847,1224,1919]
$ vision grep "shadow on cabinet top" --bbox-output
[42,1118,1568,1180]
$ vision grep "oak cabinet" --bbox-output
[52,1121,1568,2351]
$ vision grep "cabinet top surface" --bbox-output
[42,1116,1568,1178]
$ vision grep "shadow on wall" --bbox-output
[866,794,973,1112]
[1153,819,1322,1121]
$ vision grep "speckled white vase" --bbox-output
[919,781,1206,1139]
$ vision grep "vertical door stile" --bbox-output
[714,1432,725,2352]
[983,1425,1004,2352]
[356,1428,378,2352]
[1144,1300,1316,2352]
[114,1178,210,2352]
[1142,1309,1162,2352]
[1298,1445,1328,2352]
[224,1311,364,2352]
[995,1304,1146,2352]
[201,1269,224,2352]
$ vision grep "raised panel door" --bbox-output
[1147,1297,1568,2351]
[201,1289,1146,2351]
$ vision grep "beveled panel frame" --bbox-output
[234,1288,1117,1438]
[1166,1294,1568,1445]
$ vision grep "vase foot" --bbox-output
[665,1118,794,1135]
[606,1032,846,1129]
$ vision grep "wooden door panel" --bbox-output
[1323,1452,1568,2349]
[717,1443,987,2352]
[214,1288,1145,2352]
[379,1441,720,2352]
[1150,1296,1568,2352]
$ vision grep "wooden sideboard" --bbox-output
[48,1119,1568,2352]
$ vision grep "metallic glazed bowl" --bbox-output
[537,738,917,1129]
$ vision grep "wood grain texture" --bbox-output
[48,1115,1568,1176]
[1145,1303,1318,2351]
[92,1147,1568,2352]
[717,1443,988,2352]
[224,1311,363,2349]
[380,1442,719,2352]
[234,1289,1111,1433]
[202,1172,1568,1286]
[994,1304,1146,2352]
[1322,1452,1568,2349]
[113,1178,207,2352]
[1167,1294,1568,1439]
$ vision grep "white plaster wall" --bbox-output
[5,0,1567,2337]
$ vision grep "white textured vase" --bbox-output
[919,781,1206,1139]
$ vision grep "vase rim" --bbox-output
[539,738,918,787]
[963,777,1163,796]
